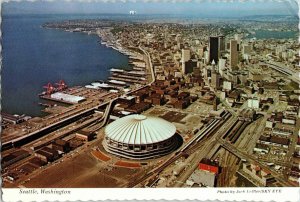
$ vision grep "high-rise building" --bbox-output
[218,58,226,76]
[209,36,219,64]
[211,72,221,90]
[184,59,197,74]
[234,34,242,50]
[204,50,209,64]
[218,35,225,55]
[198,47,204,58]
[181,49,191,74]
[230,40,238,70]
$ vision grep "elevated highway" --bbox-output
[260,61,300,84]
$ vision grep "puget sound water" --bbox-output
[2,14,130,117]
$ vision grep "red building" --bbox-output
[198,158,219,174]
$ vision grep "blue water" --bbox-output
[248,30,298,39]
[2,14,130,117]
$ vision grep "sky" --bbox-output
[2,0,299,17]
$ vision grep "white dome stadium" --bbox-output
[103,114,179,160]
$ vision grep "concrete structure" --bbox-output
[181,49,191,74]
[2,113,30,125]
[253,143,270,154]
[188,169,216,187]
[211,72,221,90]
[103,114,179,159]
[230,40,238,70]
[223,81,232,91]
[186,158,219,187]
[247,98,260,109]
[234,34,241,46]
[218,58,226,76]
[218,35,225,54]
[184,59,197,74]
[52,139,70,153]
[242,163,275,186]
[75,131,95,141]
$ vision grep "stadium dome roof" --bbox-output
[105,114,176,145]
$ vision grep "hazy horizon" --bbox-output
[2,0,298,18]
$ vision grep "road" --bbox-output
[260,60,300,84]
[127,111,233,188]
[139,46,155,85]
[217,138,295,187]
[173,115,237,187]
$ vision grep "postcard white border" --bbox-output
[1,1,300,202]
[2,188,300,202]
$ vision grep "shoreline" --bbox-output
[32,26,146,120]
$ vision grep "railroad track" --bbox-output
[127,111,232,188]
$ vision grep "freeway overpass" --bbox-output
[2,102,109,150]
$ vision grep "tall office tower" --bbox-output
[234,34,242,51]
[230,40,238,70]
[234,34,241,42]
[211,71,221,90]
[204,51,209,64]
[198,47,204,58]
[209,36,219,64]
[234,34,241,44]
[184,59,198,74]
[218,35,225,55]
[218,58,226,76]
[181,49,191,74]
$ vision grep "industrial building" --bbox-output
[242,163,276,186]
[52,139,70,153]
[2,150,30,168]
[75,130,95,141]
[103,114,179,159]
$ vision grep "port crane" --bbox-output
[43,83,55,95]
[55,80,67,91]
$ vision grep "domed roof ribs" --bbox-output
[122,121,137,143]
[105,114,176,145]
[109,119,132,141]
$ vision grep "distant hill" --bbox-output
[239,15,298,22]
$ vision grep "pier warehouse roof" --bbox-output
[50,92,85,104]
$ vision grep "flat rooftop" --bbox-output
[50,92,85,103]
